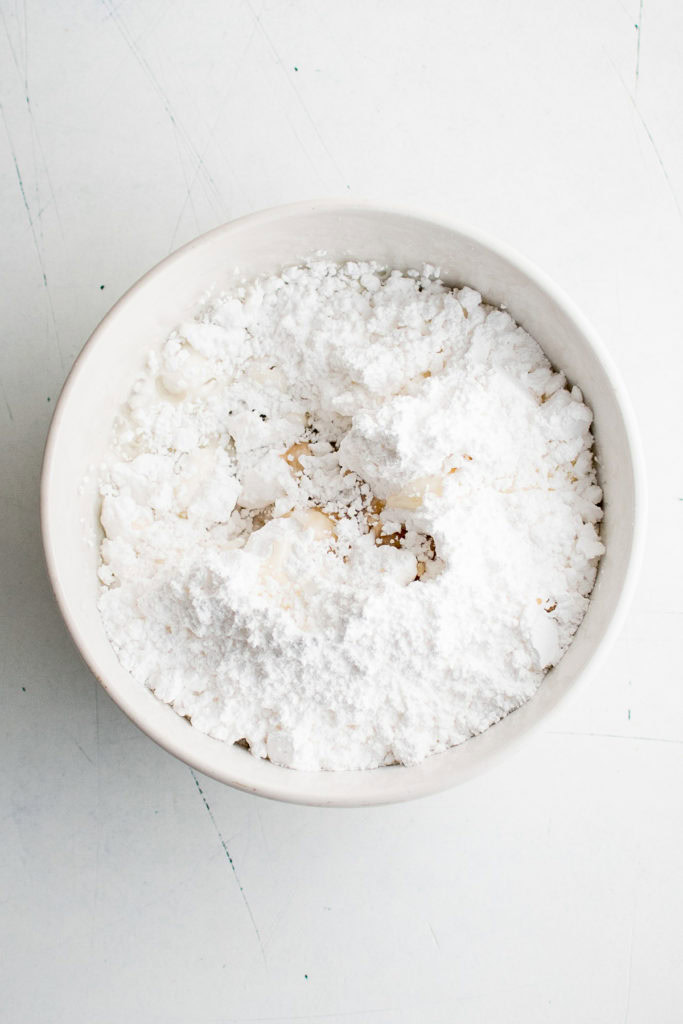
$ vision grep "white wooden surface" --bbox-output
[1,1,682,1021]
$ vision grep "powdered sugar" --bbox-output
[97,259,604,771]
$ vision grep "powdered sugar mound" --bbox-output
[97,260,604,771]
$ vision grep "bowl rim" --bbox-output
[40,197,647,805]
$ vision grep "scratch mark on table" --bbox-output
[622,890,638,1023]
[0,104,65,372]
[168,138,210,254]
[169,125,201,247]
[244,0,347,187]
[2,3,64,238]
[92,678,102,954]
[130,0,174,47]
[189,768,267,965]
[26,94,64,239]
[1,379,14,422]
[634,0,643,91]
[0,4,21,73]
[428,921,441,950]
[19,0,27,77]
[167,16,260,252]
[634,109,682,217]
[99,0,224,217]
[74,738,94,766]
[608,56,682,220]
[549,730,683,746]
[613,0,632,20]
[255,803,271,859]
[236,1011,394,1022]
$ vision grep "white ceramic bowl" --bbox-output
[41,200,645,806]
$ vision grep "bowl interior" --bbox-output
[42,201,641,805]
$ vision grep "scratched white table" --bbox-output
[2,1,682,1021]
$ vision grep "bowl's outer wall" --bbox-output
[42,201,643,805]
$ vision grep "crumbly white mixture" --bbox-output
[98,260,604,771]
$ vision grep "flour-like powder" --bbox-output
[98,259,604,770]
